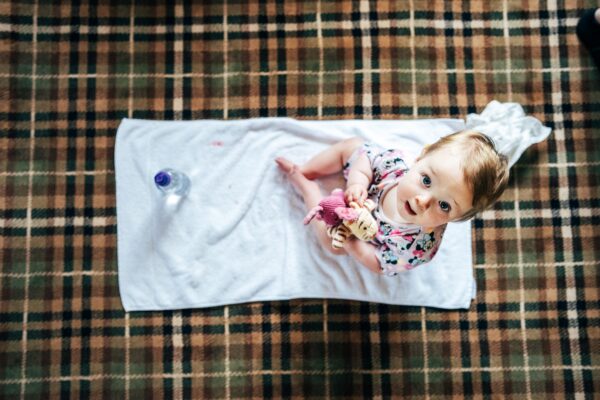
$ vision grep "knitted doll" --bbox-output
[303,188,378,249]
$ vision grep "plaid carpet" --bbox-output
[2,0,599,398]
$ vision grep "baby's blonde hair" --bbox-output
[421,130,509,221]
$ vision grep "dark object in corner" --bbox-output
[576,9,600,70]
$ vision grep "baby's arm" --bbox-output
[345,153,373,205]
[345,237,383,275]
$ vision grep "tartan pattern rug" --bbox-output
[1,1,599,398]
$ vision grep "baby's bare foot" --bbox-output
[275,157,316,194]
[275,157,298,175]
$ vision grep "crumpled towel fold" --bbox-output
[466,100,552,167]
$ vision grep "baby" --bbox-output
[275,130,509,276]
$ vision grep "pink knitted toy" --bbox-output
[303,188,346,226]
[303,188,378,249]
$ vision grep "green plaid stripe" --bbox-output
[1,0,599,398]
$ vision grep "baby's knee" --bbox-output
[341,137,365,164]
[345,136,365,150]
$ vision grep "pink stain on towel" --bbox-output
[210,140,224,147]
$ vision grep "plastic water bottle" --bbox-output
[154,168,190,196]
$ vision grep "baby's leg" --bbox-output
[275,157,347,256]
[300,137,364,180]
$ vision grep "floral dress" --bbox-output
[343,142,446,276]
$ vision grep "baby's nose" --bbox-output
[415,194,432,210]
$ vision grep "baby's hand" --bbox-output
[345,184,368,206]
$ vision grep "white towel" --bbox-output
[116,117,479,311]
[115,101,551,312]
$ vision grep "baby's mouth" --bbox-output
[405,201,417,216]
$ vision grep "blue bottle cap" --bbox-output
[154,171,171,187]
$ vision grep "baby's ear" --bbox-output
[334,207,359,222]
[303,206,323,225]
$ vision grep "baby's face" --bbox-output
[395,147,473,228]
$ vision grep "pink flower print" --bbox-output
[412,249,425,258]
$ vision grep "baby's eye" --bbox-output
[439,201,451,213]
[421,175,431,186]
